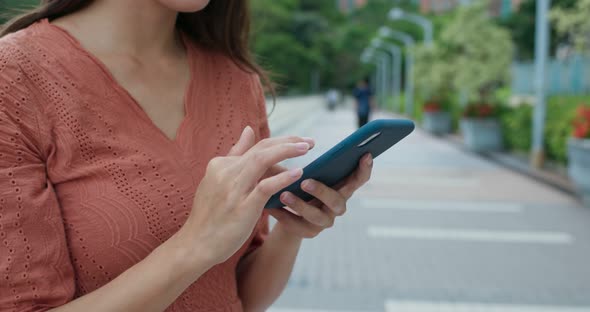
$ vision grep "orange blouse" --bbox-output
[0,19,270,312]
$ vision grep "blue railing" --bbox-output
[512,54,590,95]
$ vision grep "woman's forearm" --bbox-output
[51,230,213,312]
[237,223,303,312]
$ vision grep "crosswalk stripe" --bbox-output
[268,309,371,312]
[385,300,590,312]
[368,226,573,244]
[360,199,523,213]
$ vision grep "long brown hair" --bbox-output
[0,0,274,97]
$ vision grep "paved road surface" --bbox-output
[265,96,590,312]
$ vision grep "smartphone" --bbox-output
[264,119,415,209]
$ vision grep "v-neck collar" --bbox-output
[41,18,199,146]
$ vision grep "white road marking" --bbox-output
[385,300,590,312]
[368,226,573,244]
[360,199,523,213]
[268,309,370,312]
[370,175,480,188]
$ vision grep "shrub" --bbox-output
[423,95,454,113]
[494,96,589,163]
[572,105,590,139]
[545,96,588,163]
[500,104,533,152]
[462,103,498,118]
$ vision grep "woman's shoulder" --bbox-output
[0,20,52,50]
[0,23,55,130]
[0,20,57,75]
[0,29,36,90]
[0,28,32,65]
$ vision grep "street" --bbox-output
[267,96,590,312]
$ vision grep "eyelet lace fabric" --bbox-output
[0,21,270,312]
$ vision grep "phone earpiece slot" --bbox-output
[357,132,382,147]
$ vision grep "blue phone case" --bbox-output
[264,119,415,209]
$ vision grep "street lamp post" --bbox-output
[379,26,415,117]
[361,49,389,103]
[531,0,551,168]
[371,38,402,112]
[361,50,379,97]
[374,51,390,107]
[388,8,433,45]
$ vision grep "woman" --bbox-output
[0,1,373,311]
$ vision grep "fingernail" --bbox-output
[281,192,295,205]
[302,180,315,191]
[295,142,310,152]
[242,126,252,135]
[366,154,373,167]
[289,168,302,178]
[302,137,315,148]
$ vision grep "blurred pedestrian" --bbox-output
[0,0,375,311]
[326,88,339,111]
[353,77,375,128]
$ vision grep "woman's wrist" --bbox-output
[160,228,217,282]
[272,222,305,245]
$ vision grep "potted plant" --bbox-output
[422,96,452,135]
[416,2,513,151]
[413,42,456,135]
[460,102,503,152]
[568,105,590,207]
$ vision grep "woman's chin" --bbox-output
[159,0,211,13]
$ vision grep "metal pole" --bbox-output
[531,0,551,168]
[378,27,415,117]
[379,44,402,111]
[372,40,402,111]
[377,59,384,101]
[375,52,390,107]
[392,46,402,111]
[360,48,382,102]
[373,67,379,99]
[407,15,433,45]
[388,9,433,45]
[406,51,414,117]
[373,61,382,100]
[380,57,387,107]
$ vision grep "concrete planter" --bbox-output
[460,118,503,152]
[568,138,590,207]
[423,111,452,135]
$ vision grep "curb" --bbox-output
[435,131,578,198]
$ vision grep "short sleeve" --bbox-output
[252,75,270,141]
[244,75,271,256]
[0,46,76,311]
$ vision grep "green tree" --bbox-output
[413,44,454,101]
[250,0,422,94]
[498,0,576,60]
[440,1,514,102]
[551,0,590,53]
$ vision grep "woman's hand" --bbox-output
[176,126,314,268]
[269,153,373,238]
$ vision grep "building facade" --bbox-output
[337,0,369,13]
[419,0,522,17]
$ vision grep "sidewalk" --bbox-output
[268,98,590,312]
[442,133,577,199]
